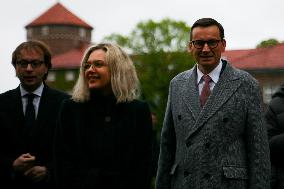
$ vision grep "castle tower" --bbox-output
[24,2,94,92]
[25,2,93,56]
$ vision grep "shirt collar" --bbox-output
[20,83,44,97]
[197,60,222,84]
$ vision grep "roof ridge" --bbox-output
[25,2,93,29]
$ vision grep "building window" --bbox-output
[47,72,56,82]
[79,28,86,38]
[41,26,49,36]
[27,28,33,38]
[263,84,279,104]
[65,71,75,81]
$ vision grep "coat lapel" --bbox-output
[186,63,242,140]
[10,87,25,124]
[36,85,50,126]
[181,66,201,121]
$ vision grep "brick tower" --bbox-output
[25,2,93,56]
[24,2,94,92]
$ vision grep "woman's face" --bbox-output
[84,49,111,94]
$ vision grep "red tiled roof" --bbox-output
[222,44,284,70]
[25,2,93,29]
[52,45,90,69]
[52,43,284,70]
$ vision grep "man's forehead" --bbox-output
[18,47,43,58]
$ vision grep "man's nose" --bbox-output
[26,63,33,70]
[201,43,211,51]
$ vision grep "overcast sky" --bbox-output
[0,0,283,93]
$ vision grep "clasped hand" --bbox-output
[13,153,47,182]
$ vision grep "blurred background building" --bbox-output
[26,2,284,103]
[26,2,93,93]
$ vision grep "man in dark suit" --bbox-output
[0,40,69,189]
[156,18,270,189]
[265,84,284,189]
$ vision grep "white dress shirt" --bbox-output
[20,83,44,118]
[197,60,223,95]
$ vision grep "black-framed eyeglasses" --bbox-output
[190,40,222,49]
[16,60,44,69]
[83,60,106,70]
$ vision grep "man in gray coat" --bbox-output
[156,18,270,189]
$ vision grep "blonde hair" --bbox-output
[72,43,140,103]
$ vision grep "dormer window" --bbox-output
[79,28,86,38]
[65,71,75,81]
[27,28,33,38]
[47,71,56,82]
[42,26,49,36]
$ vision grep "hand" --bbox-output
[24,165,48,182]
[13,153,35,173]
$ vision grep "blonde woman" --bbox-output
[54,43,153,189]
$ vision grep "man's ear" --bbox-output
[222,39,226,47]
[187,42,192,53]
[221,39,226,52]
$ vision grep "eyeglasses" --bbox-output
[190,40,221,49]
[83,60,106,70]
[16,60,44,68]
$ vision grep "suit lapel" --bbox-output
[186,63,242,140]
[181,66,201,121]
[10,87,25,124]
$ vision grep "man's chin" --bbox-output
[23,80,36,86]
[21,82,40,91]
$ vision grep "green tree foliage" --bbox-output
[256,38,279,48]
[104,18,191,53]
[133,52,194,131]
[104,18,195,131]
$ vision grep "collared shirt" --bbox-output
[197,60,222,95]
[20,83,44,118]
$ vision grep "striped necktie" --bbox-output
[200,75,211,107]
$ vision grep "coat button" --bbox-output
[184,171,189,177]
[105,116,111,122]
[204,173,211,179]
[223,117,229,123]
[205,142,210,148]
[186,140,191,147]
[178,115,182,120]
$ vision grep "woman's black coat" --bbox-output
[54,95,153,189]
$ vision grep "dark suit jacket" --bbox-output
[265,84,284,189]
[0,84,69,189]
[156,60,271,189]
[54,96,153,189]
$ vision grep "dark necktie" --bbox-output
[25,93,36,127]
[200,75,212,107]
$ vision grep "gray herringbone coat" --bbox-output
[156,60,270,189]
